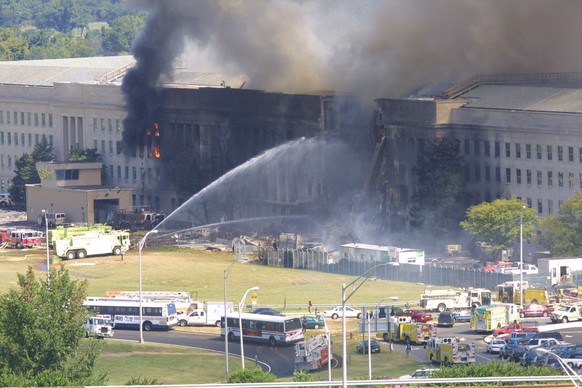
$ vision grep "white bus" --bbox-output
[84,298,178,331]
[221,312,304,346]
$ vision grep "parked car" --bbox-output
[532,331,564,342]
[249,308,284,316]
[486,339,507,354]
[437,311,455,327]
[323,306,362,319]
[398,368,438,379]
[356,339,380,354]
[518,304,554,318]
[404,309,432,323]
[377,306,405,318]
[301,315,324,329]
[452,309,472,323]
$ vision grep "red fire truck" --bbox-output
[7,229,44,249]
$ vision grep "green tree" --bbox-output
[67,146,101,162]
[409,136,468,236]
[537,193,582,256]
[0,267,108,386]
[102,14,144,55]
[431,360,560,384]
[0,28,29,60]
[460,198,539,256]
[10,135,54,204]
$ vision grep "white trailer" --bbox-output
[177,301,234,326]
[54,229,130,260]
[538,257,582,285]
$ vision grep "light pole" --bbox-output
[138,229,158,344]
[41,209,50,283]
[341,262,393,388]
[366,296,391,380]
[520,205,526,308]
[224,259,237,379]
[535,348,582,387]
[321,314,332,382]
[239,286,259,369]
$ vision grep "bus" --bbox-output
[84,297,178,331]
[221,312,304,346]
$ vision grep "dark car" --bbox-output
[357,339,381,354]
[301,315,324,329]
[404,309,432,323]
[377,306,404,318]
[250,308,284,316]
[518,304,554,318]
[531,331,564,342]
[437,311,455,327]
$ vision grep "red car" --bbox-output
[518,304,555,318]
[404,309,432,322]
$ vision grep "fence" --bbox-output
[258,247,552,293]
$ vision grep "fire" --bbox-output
[144,122,161,158]
[154,145,161,158]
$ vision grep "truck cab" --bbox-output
[83,316,114,339]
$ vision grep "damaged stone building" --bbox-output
[0,56,368,224]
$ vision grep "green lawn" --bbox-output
[0,246,429,384]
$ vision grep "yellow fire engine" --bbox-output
[399,322,436,344]
[426,336,475,365]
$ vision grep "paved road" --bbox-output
[113,329,297,377]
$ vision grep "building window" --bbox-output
[579,147,582,162]
[132,166,137,181]
[568,146,574,162]
[474,140,480,156]
[525,144,531,159]
[55,169,79,180]
[485,166,491,181]
[558,172,564,187]
[13,112,16,125]
[13,132,17,145]
[7,111,10,124]
[35,134,39,144]
[108,141,113,155]
[49,135,53,146]
[537,199,543,214]
[505,168,511,183]
[93,118,98,132]
[100,118,105,132]
[537,144,542,160]
[474,164,480,181]
[0,132,3,145]
[41,113,46,127]
[108,119,113,132]
[7,132,11,145]
[569,173,574,188]
[116,119,121,132]
[20,112,24,125]
[495,167,501,183]
[117,165,121,179]
[548,171,553,187]
[505,142,511,158]
[580,173,582,189]
[27,112,31,126]
[100,140,105,153]
[48,113,53,127]
[516,169,521,184]
[0,111,3,124]
[515,143,521,158]
[484,141,490,157]
[20,133,24,147]
[558,146,563,161]
[547,145,553,161]
[93,140,98,150]
[495,141,500,157]
[124,166,129,180]
[464,140,470,155]
[28,133,31,146]
[527,197,532,208]
[526,169,531,185]
[547,199,553,214]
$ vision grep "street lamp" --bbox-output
[341,262,393,388]
[520,205,526,308]
[321,314,332,382]
[138,229,158,344]
[239,286,259,369]
[224,259,237,379]
[365,297,393,380]
[41,209,50,282]
[535,348,582,387]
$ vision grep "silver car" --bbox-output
[487,339,507,354]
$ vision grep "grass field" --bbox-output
[0,245,429,384]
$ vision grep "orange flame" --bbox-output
[154,145,161,158]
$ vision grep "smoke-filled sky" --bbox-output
[126,0,582,101]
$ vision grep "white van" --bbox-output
[38,212,66,227]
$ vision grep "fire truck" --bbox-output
[294,334,330,371]
[53,229,130,259]
[83,315,114,339]
[107,207,165,230]
[426,336,475,366]
[5,228,44,249]
[399,322,437,345]
[419,287,492,312]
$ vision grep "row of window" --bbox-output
[87,305,163,317]
[92,118,122,133]
[463,140,582,162]
[0,111,53,128]
[105,164,160,184]
[467,165,582,189]
[0,132,53,148]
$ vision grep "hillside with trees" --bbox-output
[0,0,144,60]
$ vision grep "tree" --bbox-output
[10,135,54,204]
[409,136,468,236]
[0,267,108,386]
[227,368,276,383]
[101,14,144,55]
[537,193,582,256]
[460,197,539,256]
[431,360,560,383]
[67,146,101,162]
